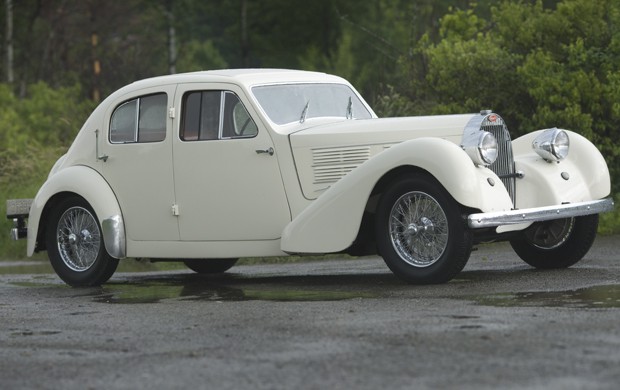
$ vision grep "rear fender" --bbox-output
[281,137,512,253]
[28,165,126,259]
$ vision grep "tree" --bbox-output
[398,0,620,193]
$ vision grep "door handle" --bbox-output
[95,129,109,162]
[255,147,274,156]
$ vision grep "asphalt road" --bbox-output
[1,236,619,390]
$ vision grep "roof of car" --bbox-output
[124,69,348,91]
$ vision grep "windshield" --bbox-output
[252,83,372,125]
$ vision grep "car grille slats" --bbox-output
[481,116,516,206]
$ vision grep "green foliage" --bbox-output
[373,85,417,117]
[408,0,620,200]
[599,195,620,235]
[176,40,228,72]
[0,82,94,259]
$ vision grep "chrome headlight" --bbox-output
[532,128,569,162]
[462,131,498,166]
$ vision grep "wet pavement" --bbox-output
[1,236,619,389]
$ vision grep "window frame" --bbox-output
[109,93,168,144]
[179,90,258,142]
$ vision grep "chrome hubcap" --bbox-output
[56,207,101,272]
[389,191,449,267]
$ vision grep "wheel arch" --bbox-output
[346,166,456,256]
[28,165,126,259]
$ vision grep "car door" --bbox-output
[101,85,179,241]
[172,83,291,241]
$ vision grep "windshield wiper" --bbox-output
[300,100,310,123]
[346,96,353,119]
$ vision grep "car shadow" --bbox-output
[80,265,583,304]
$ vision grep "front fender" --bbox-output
[28,165,126,259]
[281,137,513,253]
[512,130,611,208]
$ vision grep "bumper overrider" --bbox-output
[467,198,615,229]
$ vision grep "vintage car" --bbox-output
[6,69,614,287]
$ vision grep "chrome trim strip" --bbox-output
[101,215,126,259]
[467,198,615,228]
[10,228,19,241]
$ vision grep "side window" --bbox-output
[180,91,221,141]
[110,93,167,144]
[110,100,137,143]
[138,94,167,142]
[224,92,258,138]
[180,90,257,141]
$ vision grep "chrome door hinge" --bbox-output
[171,204,179,216]
[169,107,175,119]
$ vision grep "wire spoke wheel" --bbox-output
[389,191,449,267]
[510,215,599,269]
[56,207,101,272]
[46,197,119,287]
[376,175,472,284]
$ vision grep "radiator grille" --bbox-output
[481,115,516,205]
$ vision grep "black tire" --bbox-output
[46,197,119,287]
[509,215,599,269]
[376,175,473,284]
[184,259,238,274]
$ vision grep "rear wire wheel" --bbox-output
[376,176,472,284]
[46,197,119,287]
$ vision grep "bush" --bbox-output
[0,82,94,259]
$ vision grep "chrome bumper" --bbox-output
[467,198,615,229]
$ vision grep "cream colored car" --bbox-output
[7,69,614,286]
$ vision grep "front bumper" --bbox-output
[467,198,615,229]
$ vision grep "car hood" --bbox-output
[289,114,477,199]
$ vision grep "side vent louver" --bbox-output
[312,146,371,184]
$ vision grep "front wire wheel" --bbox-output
[376,176,472,284]
[389,191,449,267]
[46,197,119,287]
[510,215,599,269]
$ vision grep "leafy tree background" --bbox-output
[1,0,618,258]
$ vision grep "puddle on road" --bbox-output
[89,278,377,304]
[5,260,620,307]
[1,260,383,303]
[469,285,620,309]
[7,277,378,304]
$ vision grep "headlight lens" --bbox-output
[462,131,498,166]
[479,132,499,165]
[532,128,570,162]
